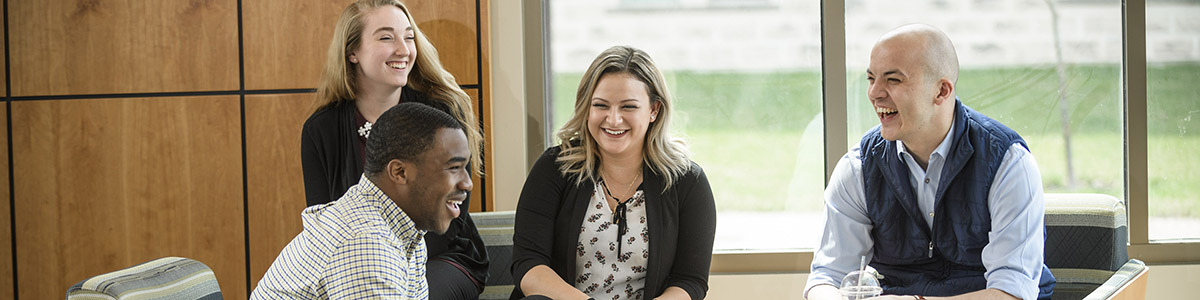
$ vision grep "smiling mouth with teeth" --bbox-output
[875,106,898,116]
[446,200,462,218]
[387,62,407,69]
[603,129,627,135]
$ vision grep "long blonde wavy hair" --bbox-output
[556,46,691,188]
[314,0,482,175]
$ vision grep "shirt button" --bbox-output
[924,178,931,184]
[929,212,935,217]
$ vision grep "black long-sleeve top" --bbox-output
[510,146,717,300]
[300,87,489,287]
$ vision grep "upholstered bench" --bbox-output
[66,256,222,300]
[1043,193,1148,300]
[475,210,517,300]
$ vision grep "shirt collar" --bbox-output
[355,174,425,241]
[896,122,956,163]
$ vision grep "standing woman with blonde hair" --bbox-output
[510,46,717,300]
[300,0,488,298]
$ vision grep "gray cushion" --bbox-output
[1043,193,1147,300]
[66,256,222,300]
[474,211,517,300]
[1044,193,1128,271]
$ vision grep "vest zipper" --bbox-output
[928,241,934,258]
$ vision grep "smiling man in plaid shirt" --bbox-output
[252,103,474,299]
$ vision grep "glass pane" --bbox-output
[1147,0,1200,241]
[619,0,679,10]
[845,0,1124,213]
[548,0,823,250]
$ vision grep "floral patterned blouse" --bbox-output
[574,181,650,300]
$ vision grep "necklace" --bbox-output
[357,121,372,138]
[601,170,641,203]
[601,170,641,254]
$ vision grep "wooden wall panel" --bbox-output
[2,20,6,96]
[243,1,353,90]
[245,93,311,291]
[9,1,238,96]
[409,0,481,86]
[11,97,246,300]
[244,0,480,90]
[465,88,489,212]
[0,105,11,298]
[477,0,494,211]
[2,1,490,297]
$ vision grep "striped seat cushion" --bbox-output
[474,211,516,300]
[1044,193,1128,272]
[67,256,222,300]
[1043,193,1133,299]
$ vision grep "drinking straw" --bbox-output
[857,256,866,289]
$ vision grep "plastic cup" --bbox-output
[839,269,882,300]
[839,285,882,300]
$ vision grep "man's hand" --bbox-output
[865,288,1020,300]
[806,284,842,300]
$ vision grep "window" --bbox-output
[1147,0,1200,241]
[619,0,774,10]
[618,0,679,10]
[533,0,1200,264]
[547,0,823,251]
[846,0,1127,215]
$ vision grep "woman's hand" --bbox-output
[653,286,691,300]
[519,265,591,300]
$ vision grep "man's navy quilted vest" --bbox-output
[859,100,1054,299]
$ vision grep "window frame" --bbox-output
[1124,0,1200,263]
[524,0,1200,274]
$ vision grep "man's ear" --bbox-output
[386,159,411,185]
[933,78,955,105]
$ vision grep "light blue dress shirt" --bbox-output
[805,124,1047,300]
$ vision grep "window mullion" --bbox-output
[1122,0,1149,245]
[822,0,848,185]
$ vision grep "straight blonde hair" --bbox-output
[314,0,482,175]
[556,46,690,188]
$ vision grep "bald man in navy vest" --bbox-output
[805,24,1055,300]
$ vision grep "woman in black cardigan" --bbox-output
[511,46,717,300]
[300,1,488,299]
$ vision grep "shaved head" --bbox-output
[875,24,959,87]
[865,24,961,157]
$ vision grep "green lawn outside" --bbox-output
[549,63,1200,218]
[686,130,825,212]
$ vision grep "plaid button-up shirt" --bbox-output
[252,175,428,299]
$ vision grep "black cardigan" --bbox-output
[299,87,489,287]
[510,146,716,300]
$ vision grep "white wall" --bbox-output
[709,273,808,299]
[1144,264,1200,299]
[489,0,533,211]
